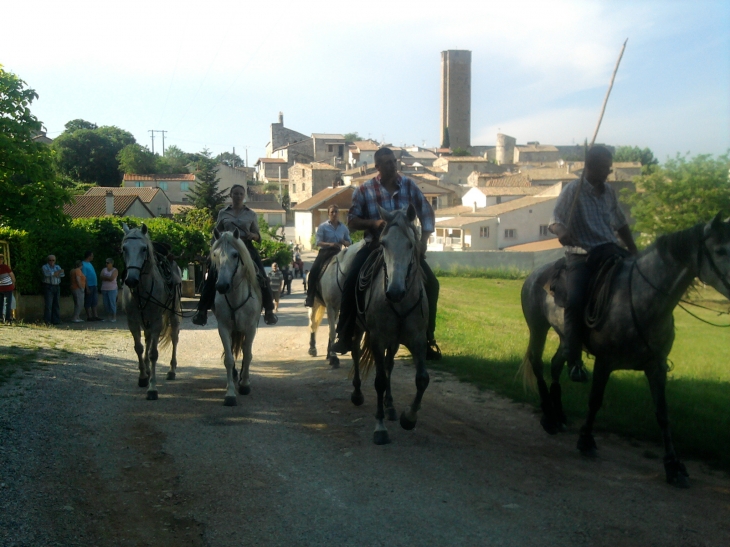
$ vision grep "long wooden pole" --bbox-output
[590,38,628,146]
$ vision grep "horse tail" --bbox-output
[310,302,325,334]
[231,331,246,361]
[356,331,375,379]
[517,351,538,393]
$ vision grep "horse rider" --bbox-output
[304,204,351,308]
[192,184,278,326]
[549,145,637,382]
[331,147,441,360]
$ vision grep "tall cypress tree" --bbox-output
[188,148,226,219]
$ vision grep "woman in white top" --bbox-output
[100,258,119,322]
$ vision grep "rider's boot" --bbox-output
[259,276,278,325]
[426,339,442,361]
[192,309,207,326]
[331,318,353,354]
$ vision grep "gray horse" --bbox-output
[520,214,730,486]
[121,224,182,401]
[351,205,430,445]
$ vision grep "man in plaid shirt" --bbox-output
[549,145,637,382]
[331,147,441,360]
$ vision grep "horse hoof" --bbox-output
[540,415,559,435]
[386,407,397,421]
[373,430,391,445]
[330,356,340,369]
[308,347,317,357]
[569,365,589,383]
[138,378,149,388]
[577,433,598,456]
[351,391,364,406]
[665,458,690,488]
[400,411,417,431]
[239,385,251,396]
[224,396,237,407]
[146,391,158,401]
[166,371,176,381]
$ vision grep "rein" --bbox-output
[382,253,424,320]
[216,252,255,331]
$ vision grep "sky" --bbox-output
[3,0,729,163]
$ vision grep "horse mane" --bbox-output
[651,223,704,265]
[211,232,260,290]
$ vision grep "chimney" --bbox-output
[278,112,283,124]
[472,201,477,213]
[105,191,114,215]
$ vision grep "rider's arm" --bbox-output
[348,217,385,232]
[617,225,638,255]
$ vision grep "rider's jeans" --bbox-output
[564,252,590,365]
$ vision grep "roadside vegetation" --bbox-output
[432,277,730,469]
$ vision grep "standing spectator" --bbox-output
[41,255,64,325]
[0,254,16,323]
[100,258,119,322]
[81,250,100,321]
[281,264,293,295]
[268,262,284,313]
[69,260,86,323]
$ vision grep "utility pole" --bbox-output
[159,130,167,156]
[278,165,282,202]
[149,130,155,155]
[149,130,167,155]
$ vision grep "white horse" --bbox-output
[210,229,262,406]
[121,224,182,401]
[351,205,430,445]
[308,240,365,368]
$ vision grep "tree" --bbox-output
[344,132,361,142]
[0,65,72,230]
[452,147,470,156]
[156,145,197,174]
[188,148,226,219]
[53,123,135,186]
[623,153,730,246]
[64,119,98,132]
[117,143,157,174]
[614,146,658,172]
[216,151,243,167]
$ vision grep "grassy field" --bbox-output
[433,277,730,468]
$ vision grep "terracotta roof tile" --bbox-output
[85,187,164,203]
[292,186,354,211]
[123,173,194,181]
[63,195,151,218]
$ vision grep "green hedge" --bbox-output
[0,217,209,296]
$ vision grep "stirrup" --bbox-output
[426,340,442,361]
[263,310,278,325]
[331,336,352,355]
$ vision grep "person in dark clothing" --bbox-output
[304,204,351,308]
[330,148,441,360]
[192,185,278,326]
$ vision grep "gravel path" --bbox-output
[1,282,729,547]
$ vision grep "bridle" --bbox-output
[380,223,424,320]
[214,244,255,330]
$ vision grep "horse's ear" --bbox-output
[378,206,393,223]
[213,227,221,240]
[216,220,225,232]
[141,223,148,235]
[406,203,417,223]
[233,228,240,240]
[122,223,130,234]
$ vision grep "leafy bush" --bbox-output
[255,239,292,267]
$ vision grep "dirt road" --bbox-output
[1,284,729,546]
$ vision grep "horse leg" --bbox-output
[645,363,689,487]
[577,360,611,456]
[350,330,364,406]
[167,317,179,381]
[146,331,160,401]
[400,342,429,431]
[372,346,390,445]
[308,305,319,357]
[131,325,148,387]
[527,323,560,434]
[238,332,254,396]
[326,302,339,369]
[384,345,397,421]
[219,328,237,406]
[549,341,567,431]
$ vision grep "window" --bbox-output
[540,225,549,236]
[182,197,188,202]
[430,196,438,209]
[292,184,297,193]
[457,164,463,171]
[480,226,489,238]
[158,181,168,190]
[496,196,502,204]
[134,181,144,188]
[338,145,344,157]
[328,145,333,153]
[180,182,189,191]
[303,184,306,192]
[504,229,516,238]
[301,169,305,177]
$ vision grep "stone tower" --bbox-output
[495,133,516,165]
[440,50,471,150]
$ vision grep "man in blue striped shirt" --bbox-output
[549,145,637,382]
[41,255,65,325]
[331,147,441,359]
[305,204,351,308]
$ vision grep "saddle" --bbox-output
[546,243,630,329]
[152,241,182,291]
[313,246,343,300]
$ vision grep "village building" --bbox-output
[287,162,341,207]
[255,157,288,183]
[84,187,173,217]
[292,186,355,249]
[123,173,196,204]
[64,192,155,219]
[431,156,503,185]
[348,140,379,168]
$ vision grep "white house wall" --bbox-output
[495,199,557,249]
[295,211,314,249]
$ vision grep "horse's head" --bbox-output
[122,223,153,289]
[378,204,420,303]
[700,213,730,299]
[211,229,256,294]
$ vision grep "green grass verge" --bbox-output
[0,324,75,386]
[433,278,730,469]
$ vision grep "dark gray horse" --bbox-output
[520,214,730,487]
[351,205,430,445]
